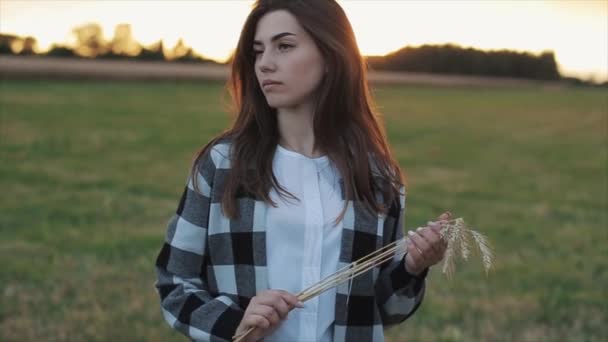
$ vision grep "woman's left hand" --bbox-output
[404,212,451,276]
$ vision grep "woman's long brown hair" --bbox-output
[191,0,405,222]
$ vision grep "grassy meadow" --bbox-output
[1,79,606,341]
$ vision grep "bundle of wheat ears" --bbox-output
[233,216,494,342]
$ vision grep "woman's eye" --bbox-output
[253,44,291,57]
[278,43,293,51]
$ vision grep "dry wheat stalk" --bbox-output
[233,216,493,341]
[438,218,493,279]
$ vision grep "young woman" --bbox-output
[155,1,449,341]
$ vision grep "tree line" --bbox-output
[0,22,601,84]
[367,44,560,81]
[0,23,214,63]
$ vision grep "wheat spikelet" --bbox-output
[469,229,494,275]
[460,228,472,261]
[440,217,475,279]
[440,221,457,279]
[439,218,494,278]
[451,218,464,259]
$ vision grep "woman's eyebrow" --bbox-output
[253,32,296,45]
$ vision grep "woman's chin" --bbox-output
[265,97,292,109]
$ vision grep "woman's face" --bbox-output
[253,10,326,109]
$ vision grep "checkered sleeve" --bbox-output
[375,186,428,326]
[154,149,244,342]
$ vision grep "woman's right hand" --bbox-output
[234,289,304,342]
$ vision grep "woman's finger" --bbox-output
[245,314,270,330]
[418,227,444,258]
[408,229,431,255]
[428,220,447,236]
[256,291,290,310]
[428,220,449,248]
[251,304,280,326]
[273,297,290,319]
[277,290,304,309]
[407,237,425,266]
[438,211,452,220]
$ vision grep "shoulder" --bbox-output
[196,137,234,173]
[189,137,234,192]
[207,137,233,170]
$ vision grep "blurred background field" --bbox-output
[1,78,606,341]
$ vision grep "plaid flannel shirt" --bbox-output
[154,140,429,342]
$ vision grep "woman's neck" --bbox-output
[276,103,323,158]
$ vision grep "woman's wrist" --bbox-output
[403,257,429,278]
[404,262,423,276]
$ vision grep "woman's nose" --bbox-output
[258,51,276,73]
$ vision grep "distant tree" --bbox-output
[166,38,214,63]
[0,33,19,54]
[175,51,216,63]
[46,44,76,57]
[367,43,561,80]
[136,40,166,61]
[169,38,190,60]
[536,51,560,79]
[71,22,108,57]
[18,37,38,55]
[108,23,141,57]
[3,35,39,55]
[173,48,198,63]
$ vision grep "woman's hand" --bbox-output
[404,212,451,276]
[234,289,303,342]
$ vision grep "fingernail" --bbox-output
[296,301,304,308]
[408,230,415,236]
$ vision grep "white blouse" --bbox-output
[265,144,344,342]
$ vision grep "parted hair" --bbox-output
[191,0,405,221]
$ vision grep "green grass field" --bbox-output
[1,79,606,341]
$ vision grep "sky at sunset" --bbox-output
[1,0,606,82]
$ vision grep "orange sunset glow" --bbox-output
[1,0,606,82]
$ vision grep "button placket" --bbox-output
[300,159,325,340]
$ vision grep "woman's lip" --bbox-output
[263,82,283,89]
